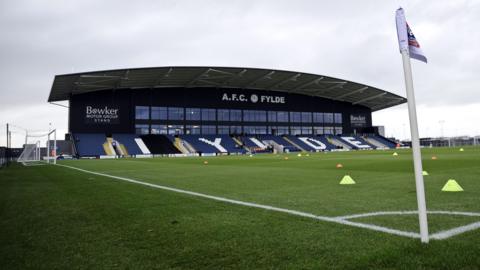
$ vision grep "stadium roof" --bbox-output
[48,66,406,111]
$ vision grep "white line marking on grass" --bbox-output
[430,222,480,240]
[55,164,480,241]
[336,210,480,220]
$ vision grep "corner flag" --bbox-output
[395,7,429,243]
[396,8,427,63]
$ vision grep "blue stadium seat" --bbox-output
[112,134,147,155]
[338,136,375,149]
[73,133,106,157]
[368,135,397,148]
[258,135,301,152]
[285,136,337,151]
[180,135,244,154]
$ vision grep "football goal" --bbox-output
[17,128,57,166]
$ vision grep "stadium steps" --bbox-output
[174,138,191,154]
[340,136,375,150]
[282,136,307,152]
[327,136,352,150]
[363,136,389,149]
[369,135,397,149]
[258,135,301,152]
[232,137,250,152]
[103,138,116,155]
[112,134,148,155]
[182,139,197,153]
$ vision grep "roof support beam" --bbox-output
[152,68,174,87]
[292,77,324,91]
[220,69,247,87]
[353,92,387,105]
[336,86,369,99]
[371,98,404,110]
[186,68,212,87]
[244,71,275,88]
[307,81,347,95]
[268,73,301,90]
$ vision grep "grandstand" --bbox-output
[47,66,406,158]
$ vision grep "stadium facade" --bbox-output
[48,67,406,157]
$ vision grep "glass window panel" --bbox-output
[217,109,230,121]
[218,125,230,134]
[151,124,167,134]
[151,107,167,120]
[201,109,216,121]
[168,107,184,120]
[301,112,312,123]
[335,127,343,135]
[277,111,289,122]
[185,125,200,135]
[201,125,216,135]
[186,108,201,120]
[290,112,301,123]
[324,126,334,134]
[290,126,301,135]
[301,126,312,135]
[334,113,343,124]
[324,113,334,124]
[277,126,289,135]
[230,110,242,121]
[230,126,242,134]
[268,111,277,122]
[313,126,324,135]
[167,124,184,135]
[135,106,149,120]
[313,112,324,123]
[135,124,149,135]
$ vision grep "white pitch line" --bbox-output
[430,221,480,240]
[56,164,421,239]
[336,210,480,220]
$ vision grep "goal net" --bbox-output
[17,129,57,166]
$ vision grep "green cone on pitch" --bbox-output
[392,152,398,156]
[422,171,429,176]
[441,179,464,192]
[339,175,356,185]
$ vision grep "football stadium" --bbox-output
[48,66,406,158]
[1,65,480,269]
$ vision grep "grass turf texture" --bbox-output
[1,147,479,269]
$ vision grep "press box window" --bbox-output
[186,108,201,121]
[135,124,150,135]
[151,107,167,120]
[168,107,184,120]
[151,125,167,134]
[201,109,216,121]
[334,113,343,124]
[135,106,149,120]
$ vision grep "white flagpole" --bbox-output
[400,48,429,243]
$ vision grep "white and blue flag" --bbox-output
[396,7,427,63]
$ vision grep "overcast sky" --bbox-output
[1,0,479,146]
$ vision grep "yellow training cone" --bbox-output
[339,175,356,185]
[392,152,399,156]
[441,179,464,192]
[422,171,429,176]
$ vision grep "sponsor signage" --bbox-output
[221,93,286,104]
[350,114,367,127]
[85,106,120,124]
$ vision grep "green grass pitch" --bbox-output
[1,147,480,269]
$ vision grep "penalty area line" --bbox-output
[56,164,422,239]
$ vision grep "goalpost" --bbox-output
[17,128,57,166]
